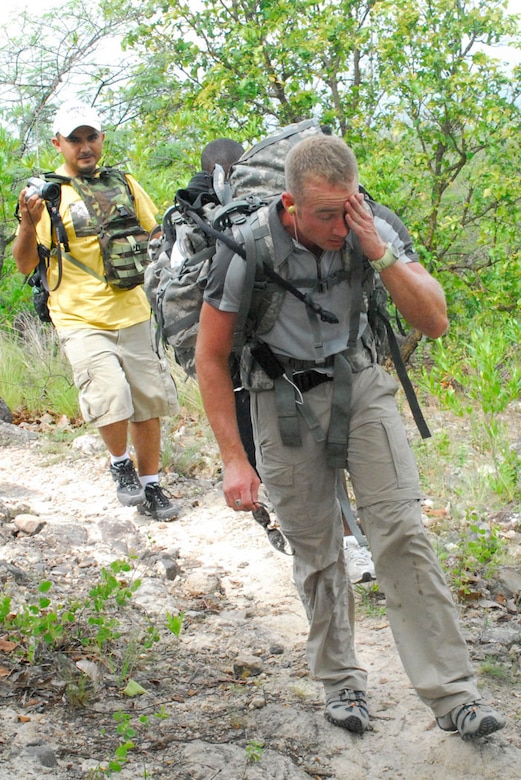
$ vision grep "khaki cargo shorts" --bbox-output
[58,320,179,426]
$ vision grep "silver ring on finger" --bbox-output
[234,499,242,507]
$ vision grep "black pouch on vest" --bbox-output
[250,342,285,380]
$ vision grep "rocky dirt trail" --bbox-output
[0,421,520,780]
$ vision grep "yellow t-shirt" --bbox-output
[35,166,158,330]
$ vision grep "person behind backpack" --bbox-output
[195,134,506,739]
[170,138,246,271]
[193,137,246,192]
[13,102,180,521]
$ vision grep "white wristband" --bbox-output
[369,243,400,273]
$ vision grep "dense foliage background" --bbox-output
[1,0,520,323]
[0,0,519,506]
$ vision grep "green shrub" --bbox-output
[419,319,520,502]
[0,319,78,418]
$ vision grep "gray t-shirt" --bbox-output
[204,198,417,362]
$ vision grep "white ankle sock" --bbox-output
[140,475,158,487]
[111,452,130,465]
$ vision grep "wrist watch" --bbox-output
[369,243,400,273]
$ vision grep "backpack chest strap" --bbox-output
[288,269,350,294]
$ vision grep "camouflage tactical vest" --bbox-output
[47,168,151,290]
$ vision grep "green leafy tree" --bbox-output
[361,0,521,319]
[0,128,23,275]
[119,0,384,144]
[2,0,520,333]
[0,0,142,154]
[0,0,150,317]
[116,0,520,324]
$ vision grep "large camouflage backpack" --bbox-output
[144,119,329,376]
[144,172,234,376]
[228,119,325,200]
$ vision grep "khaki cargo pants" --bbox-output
[250,364,480,717]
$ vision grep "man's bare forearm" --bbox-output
[195,302,249,466]
[379,261,448,339]
[198,358,248,467]
[196,302,261,510]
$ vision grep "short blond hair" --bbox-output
[285,135,358,200]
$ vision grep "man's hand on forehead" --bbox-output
[344,193,374,227]
[344,192,387,261]
[344,192,368,218]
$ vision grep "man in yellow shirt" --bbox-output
[13,102,180,520]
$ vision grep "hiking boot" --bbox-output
[436,702,506,740]
[325,689,369,734]
[110,458,145,506]
[343,537,375,584]
[137,483,179,521]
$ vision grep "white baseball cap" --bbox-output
[53,103,102,137]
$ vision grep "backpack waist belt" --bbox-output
[271,349,373,469]
[278,354,335,371]
[292,370,333,393]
